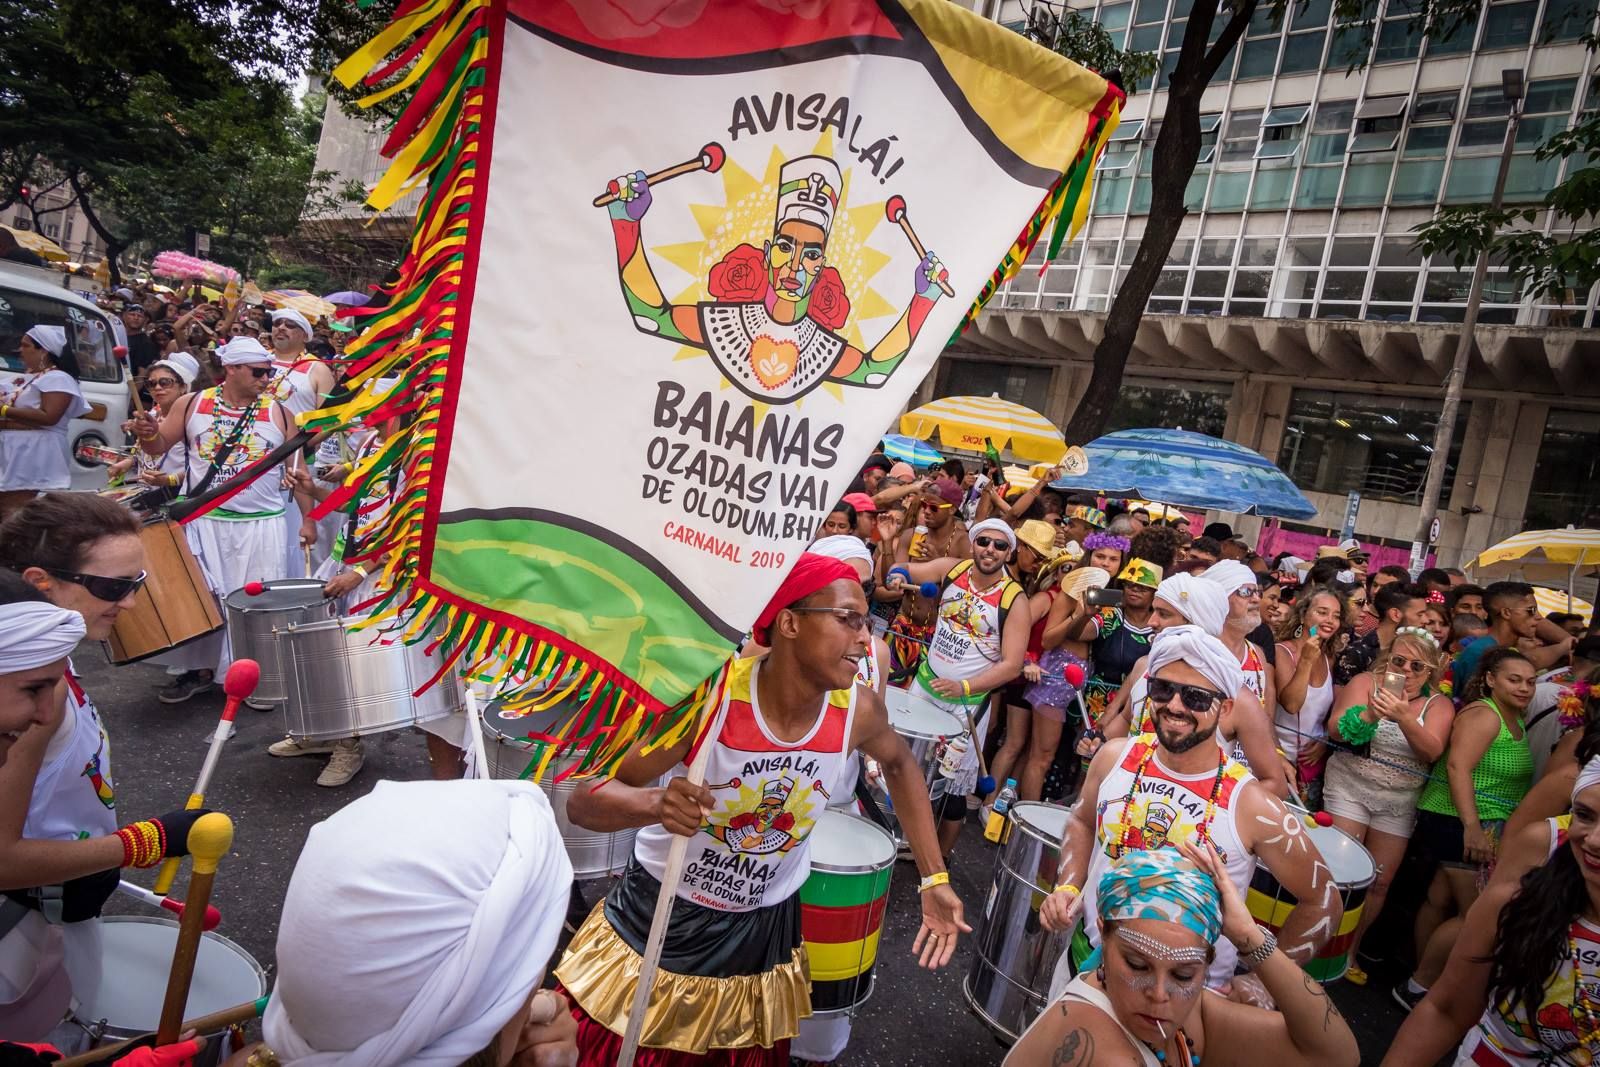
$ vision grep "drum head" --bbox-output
[79,917,265,1036]
[1010,801,1071,844]
[225,579,327,612]
[1307,824,1376,887]
[808,810,895,872]
[483,697,583,745]
[883,688,963,738]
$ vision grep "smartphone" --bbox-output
[1085,587,1124,608]
[1380,671,1407,700]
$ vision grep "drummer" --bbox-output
[886,517,1031,858]
[557,553,966,1064]
[1039,625,1339,997]
[130,337,296,703]
[106,352,199,495]
[0,494,211,1043]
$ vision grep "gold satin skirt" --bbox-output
[555,902,812,1053]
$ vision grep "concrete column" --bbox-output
[1048,363,1093,433]
[1452,397,1541,568]
[1254,382,1294,463]
[1223,375,1261,449]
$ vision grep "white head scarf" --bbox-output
[1198,559,1257,595]
[1154,573,1229,637]
[810,534,871,567]
[968,518,1016,548]
[24,325,67,359]
[272,308,314,338]
[1575,756,1600,802]
[1147,624,1245,698]
[150,351,200,386]
[262,779,573,1066]
[0,602,85,671]
[218,337,272,366]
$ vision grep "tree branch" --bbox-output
[1202,1,1260,83]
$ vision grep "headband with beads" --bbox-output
[1394,625,1441,649]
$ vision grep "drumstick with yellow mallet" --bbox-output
[157,811,235,1044]
[152,659,259,896]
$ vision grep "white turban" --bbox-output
[810,534,871,567]
[1147,624,1245,699]
[24,326,67,359]
[968,518,1016,548]
[218,337,272,365]
[1576,756,1600,802]
[1198,559,1257,595]
[0,602,85,671]
[262,779,573,1066]
[1154,573,1229,637]
[151,352,200,386]
[272,308,314,337]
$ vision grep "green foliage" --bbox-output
[1031,8,1161,92]
[255,262,334,292]
[1412,112,1600,307]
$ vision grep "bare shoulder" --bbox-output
[1005,997,1145,1067]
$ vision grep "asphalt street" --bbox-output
[87,652,1406,1065]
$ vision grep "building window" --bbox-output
[1482,0,1537,48]
[939,360,1053,411]
[1238,36,1280,79]
[1349,95,1408,153]
[1428,8,1479,53]
[1525,410,1600,530]
[1280,29,1327,73]
[1540,0,1598,41]
[1279,390,1472,504]
[1374,16,1423,61]
[1195,112,1223,163]
[1106,377,1232,438]
[1256,105,1310,160]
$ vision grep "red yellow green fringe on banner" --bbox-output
[315,0,1118,782]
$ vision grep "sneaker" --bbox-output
[1391,981,1426,1013]
[268,736,337,758]
[1344,963,1368,986]
[245,697,274,712]
[316,740,365,787]
[158,671,215,704]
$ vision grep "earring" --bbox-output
[1295,625,1303,638]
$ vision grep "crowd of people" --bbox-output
[3,291,1600,1064]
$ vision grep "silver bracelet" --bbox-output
[1236,926,1277,972]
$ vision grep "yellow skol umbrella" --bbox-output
[900,393,1066,463]
[1469,528,1600,587]
[1533,587,1593,624]
[264,288,336,321]
[1,225,69,262]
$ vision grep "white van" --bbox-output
[0,264,131,491]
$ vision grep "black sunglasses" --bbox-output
[1147,676,1225,714]
[245,366,273,379]
[47,568,147,602]
[973,536,1011,550]
[146,376,181,388]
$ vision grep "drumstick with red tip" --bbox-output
[116,879,222,931]
[592,142,726,207]
[885,195,955,297]
[114,345,145,415]
[152,659,259,895]
[244,580,266,596]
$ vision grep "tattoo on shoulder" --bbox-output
[1051,1027,1096,1066]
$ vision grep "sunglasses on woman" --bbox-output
[146,376,181,389]
[47,568,147,602]
[1146,676,1226,714]
[1388,654,1432,673]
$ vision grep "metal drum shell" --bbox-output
[275,618,464,742]
[224,580,335,705]
[480,701,637,879]
[877,688,964,844]
[73,916,266,1067]
[964,801,1073,1043]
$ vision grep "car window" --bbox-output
[0,287,121,384]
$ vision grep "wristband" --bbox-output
[1053,882,1081,897]
[115,819,168,869]
[918,871,950,893]
[351,564,369,578]
[961,679,972,698]
[0,404,8,419]
[888,566,911,583]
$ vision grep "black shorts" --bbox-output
[1412,809,1467,867]
[936,788,970,821]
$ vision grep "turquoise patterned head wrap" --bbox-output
[1085,850,1223,968]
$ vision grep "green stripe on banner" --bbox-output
[799,866,892,910]
[432,516,732,700]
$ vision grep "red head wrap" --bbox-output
[751,553,859,646]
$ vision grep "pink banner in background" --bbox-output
[1254,525,1434,573]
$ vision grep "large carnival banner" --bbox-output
[329,0,1120,760]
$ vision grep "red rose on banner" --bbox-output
[708,243,769,301]
[806,267,850,330]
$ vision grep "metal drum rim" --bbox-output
[81,915,269,1038]
[1007,801,1071,848]
[808,811,896,873]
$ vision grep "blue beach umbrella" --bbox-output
[881,434,944,469]
[1048,427,1317,520]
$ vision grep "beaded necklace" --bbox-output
[1569,922,1600,1052]
[1115,737,1228,854]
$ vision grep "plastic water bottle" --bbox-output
[984,778,1018,843]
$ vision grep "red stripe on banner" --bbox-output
[802,898,889,944]
[503,0,901,58]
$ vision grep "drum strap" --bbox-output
[185,391,263,501]
[852,770,894,835]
